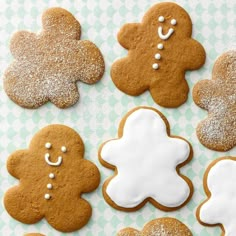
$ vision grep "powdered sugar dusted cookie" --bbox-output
[117,217,192,236]
[3,7,105,109]
[193,50,236,151]
[111,2,205,108]
[4,125,100,232]
[197,157,236,236]
[99,107,193,211]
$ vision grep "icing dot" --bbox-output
[47,183,53,189]
[49,173,55,179]
[157,43,164,50]
[45,142,51,149]
[155,53,161,60]
[45,153,50,158]
[152,63,159,70]
[61,146,67,153]
[44,193,51,200]
[158,16,164,22]
[171,19,177,25]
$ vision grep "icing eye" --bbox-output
[158,16,164,22]
[61,146,67,153]
[45,142,51,149]
[171,19,177,25]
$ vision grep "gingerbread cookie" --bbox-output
[117,217,192,236]
[197,156,236,236]
[4,125,100,232]
[99,107,193,211]
[3,7,105,109]
[193,50,236,151]
[111,2,205,108]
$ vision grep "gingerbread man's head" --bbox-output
[3,7,105,109]
[193,50,236,151]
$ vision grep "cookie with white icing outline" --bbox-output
[3,7,105,109]
[111,2,205,108]
[197,156,236,236]
[117,217,192,236]
[193,50,236,151]
[4,124,100,232]
[99,106,193,211]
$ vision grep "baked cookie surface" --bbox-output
[4,124,100,232]
[3,7,105,109]
[111,2,205,108]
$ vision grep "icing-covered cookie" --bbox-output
[3,7,105,109]
[117,217,192,236]
[99,107,193,211]
[111,2,205,108]
[197,157,236,236]
[193,50,236,151]
[4,125,100,232]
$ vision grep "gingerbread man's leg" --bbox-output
[150,73,189,108]
[4,186,43,224]
[45,198,92,232]
[111,57,150,96]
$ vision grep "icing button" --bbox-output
[155,53,161,60]
[47,183,53,189]
[44,193,51,200]
[61,146,67,152]
[152,63,159,70]
[157,43,164,49]
[49,173,55,179]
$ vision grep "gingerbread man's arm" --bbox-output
[181,39,206,70]
[7,150,29,179]
[10,31,37,59]
[117,23,141,50]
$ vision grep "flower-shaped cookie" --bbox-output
[3,7,105,109]
[111,2,205,108]
[197,157,236,236]
[99,107,193,211]
[193,50,236,151]
[117,217,192,236]
[4,125,100,232]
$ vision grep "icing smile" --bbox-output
[158,26,174,40]
[45,153,62,166]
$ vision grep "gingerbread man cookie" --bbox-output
[117,217,192,236]
[111,2,205,108]
[193,50,236,151]
[197,157,236,236]
[99,107,193,211]
[3,7,105,109]
[4,125,100,232]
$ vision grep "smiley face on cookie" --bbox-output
[111,2,205,108]
[4,125,100,232]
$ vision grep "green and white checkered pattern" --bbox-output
[0,0,235,235]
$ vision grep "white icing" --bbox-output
[45,142,51,149]
[158,26,174,40]
[171,19,177,25]
[49,173,55,179]
[47,183,53,189]
[155,53,161,60]
[199,159,236,236]
[61,146,67,152]
[44,193,51,200]
[157,43,164,49]
[152,63,159,70]
[158,16,164,22]
[45,153,62,166]
[100,108,191,208]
